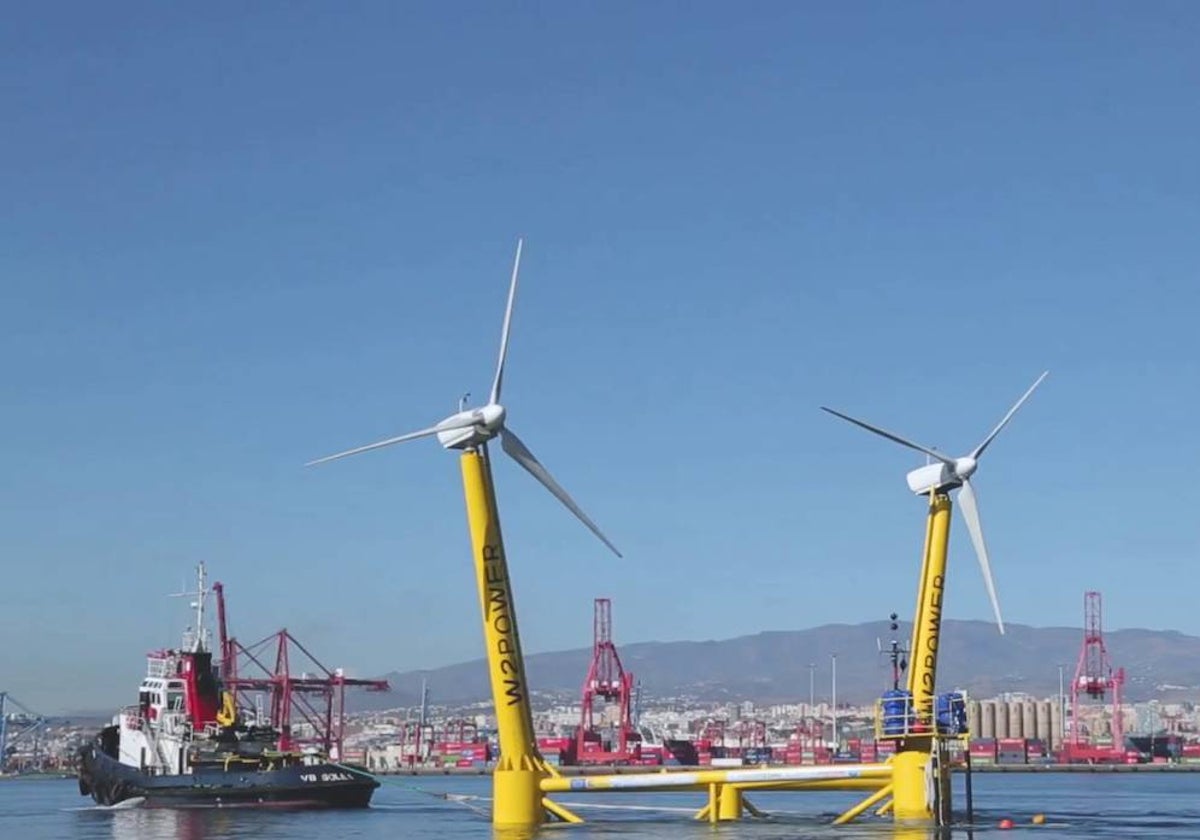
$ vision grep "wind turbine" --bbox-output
[307,239,615,828]
[307,238,620,558]
[820,372,1048,635]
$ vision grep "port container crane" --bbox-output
[1063,591,1127,763]
[574,598,640,764]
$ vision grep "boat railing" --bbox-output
[146,656,173,678]
[119,704,143,731]
[158,710,191,738]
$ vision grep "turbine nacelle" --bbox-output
[904,456,978,495]
[435,404,506,450]
[905,462,961,495]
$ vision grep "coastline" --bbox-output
[8,763,1198,781]
[373,763,1200,776]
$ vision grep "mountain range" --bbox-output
[359,620,1200,712]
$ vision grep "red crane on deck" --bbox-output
[1062,591,1128,763]
[213,581,389,758]
[573,598,640,765]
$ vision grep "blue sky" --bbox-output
[3,3,1198,713]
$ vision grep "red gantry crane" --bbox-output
[573,598,641,765]
[213,580,389,759]
[1063,591,1128,763]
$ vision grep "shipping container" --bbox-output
[969,739,997,759]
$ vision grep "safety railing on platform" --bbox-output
[875,690,969,740]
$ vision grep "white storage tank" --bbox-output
[967,700,982,737]
[979,700,996,739]
[1007,701,1023,740]
[1022,701,1037,742]
[1036,700,1053,743]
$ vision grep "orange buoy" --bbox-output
[999,818,1015,829]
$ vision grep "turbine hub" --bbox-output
[954,456,978,480]
[479,402,506,431]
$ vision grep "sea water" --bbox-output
[4,772,1200,839]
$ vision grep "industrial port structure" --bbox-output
[358,582,1188,773]
[1064,590,1127,762]
[212,576,390,758]
[573,598,640,765]
[0,692,45,773]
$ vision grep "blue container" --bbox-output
[881,690,914,736]
[935,692,968,734]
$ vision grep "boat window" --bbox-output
[167,690,185,711]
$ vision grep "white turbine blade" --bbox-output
[306,419,472,466]
[957,478,1005,635]
[820,407,955,467]
[499,427,622,558]
[970,371,1049,460]
[489,238,523,406]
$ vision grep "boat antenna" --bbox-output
[170,562,210,652]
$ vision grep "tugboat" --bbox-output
[78,564,379,808]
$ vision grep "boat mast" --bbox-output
[173,562,210,653]
[193,562,207,652]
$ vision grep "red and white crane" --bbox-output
[1063,591,1128,763]
[573,598,640,764]
[213,580,388,758]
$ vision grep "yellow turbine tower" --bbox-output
[308,240,620,828]
[821,371,1047,822]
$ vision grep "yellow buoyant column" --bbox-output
[716,784,743,821]
[460,447,543,827]
[891,750,931,823]
[894,492,952,824]
[907,493,951,727]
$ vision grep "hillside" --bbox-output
[356,620,1200,711]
